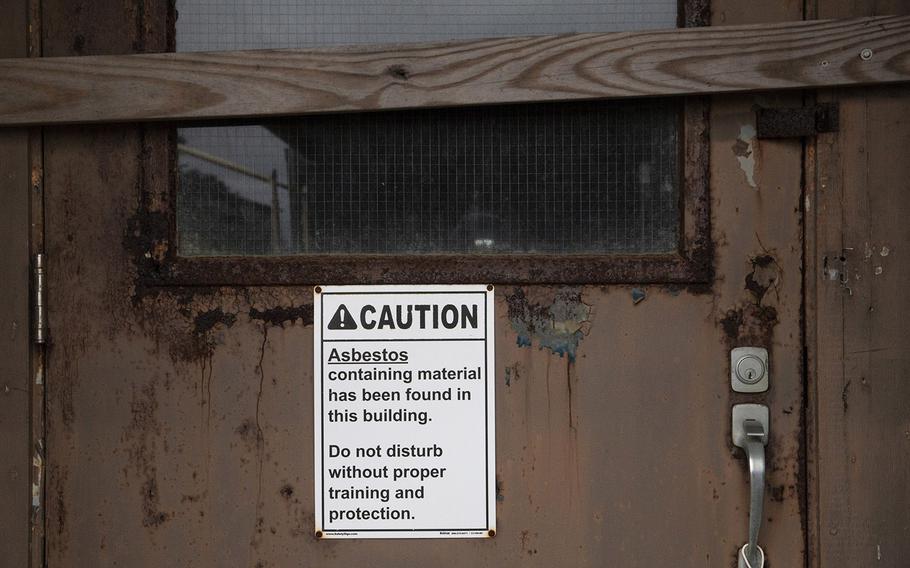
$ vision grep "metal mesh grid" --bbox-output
[175,0,677,52]
[175,0,681,256]
[178,101,679,255]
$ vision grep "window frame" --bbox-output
[132,1,712,287]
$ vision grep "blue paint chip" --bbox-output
[507,288,591,362]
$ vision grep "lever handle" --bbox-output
[743,420,766,562]
[732,405,770,568]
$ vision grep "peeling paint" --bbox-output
[505,288,592,362]
[733,124,758,188]
[744,254,781,304]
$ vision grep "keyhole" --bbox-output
[732,349,768,392]
[736,355,764,385]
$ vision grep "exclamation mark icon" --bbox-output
[327,304,358,330]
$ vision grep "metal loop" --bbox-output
[740,543,765,568]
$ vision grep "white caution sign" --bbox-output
[314,285,496,539]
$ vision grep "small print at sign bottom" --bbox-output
[314,285,496,539]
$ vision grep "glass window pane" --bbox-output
[175,0,681,256]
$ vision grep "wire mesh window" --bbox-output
[175,0,682,256]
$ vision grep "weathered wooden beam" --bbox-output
[0,16,908,126]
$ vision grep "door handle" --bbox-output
[732,404,769,568]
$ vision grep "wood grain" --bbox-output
[809,4,910,568]
[812,85,910,568]
[1,16,909,126]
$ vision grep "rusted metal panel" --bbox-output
[0,123,31,568]
[709,95,806,565]
[0,127,32,566]
[39,1,172,566]
[0,1,33,566]
[44,109,807,563]
[40,2,809,568]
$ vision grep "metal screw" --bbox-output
[860,48,873,61]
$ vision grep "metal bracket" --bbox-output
[756,104,839,139]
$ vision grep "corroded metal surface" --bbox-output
[39,1,807,567]
[0,2,34,566]
[43,106,806,565]
[756,104,839,139]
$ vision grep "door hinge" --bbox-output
[34,253,46,344]
[756,103,839,139]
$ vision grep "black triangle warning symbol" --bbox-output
[327,304,358,330]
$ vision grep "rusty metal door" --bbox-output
[29,3,815,568]
[38,113,808,564]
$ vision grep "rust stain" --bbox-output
[719,253,781,351]
[744,254,782,304]
[519,529,539,556]
[235,417,260,452]
[504,362,521,387]
[130,282,312,368]
[719,303,778,349]
[123,208,170,295]
[58,347,76,431]
[123,379,170,529]
[683,0,710,27]
[249,304,313,328]
[193,307,237,335]
[50,465,69,556]
[141,477,168,528]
